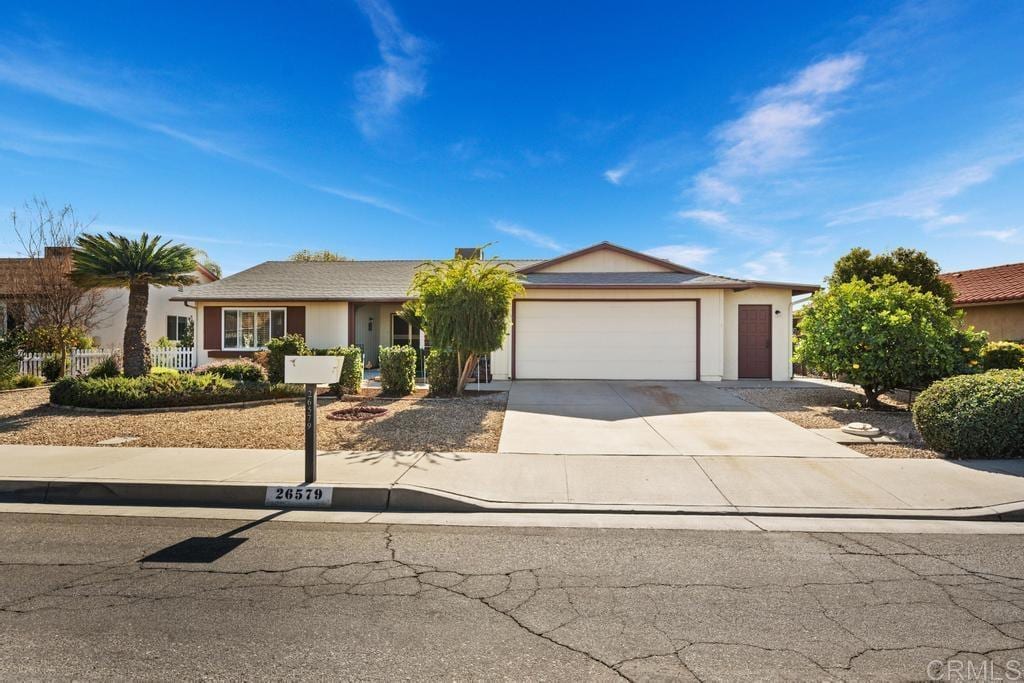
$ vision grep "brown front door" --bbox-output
[738,305,772,379]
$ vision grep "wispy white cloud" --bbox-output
[974,228,1020,243]
[603,162,633,185]
[0,43,423,220]
[741,250,790,279]
[828,151,1024,227]
[492,220,563,251]
[310,184,422,221]
[97,224,292,249]
[644,244,716,266]
[353,0,428,139]
[675,209,729,226]
[694,53,866,203]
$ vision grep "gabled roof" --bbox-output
[176,259,541,301]
[175,243,820,302]
[940,262,1024,305]
[516,241,706,275]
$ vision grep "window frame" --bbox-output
[166,314,190,342]
[221,307,287,351]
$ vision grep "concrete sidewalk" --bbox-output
[2,445,1024,520]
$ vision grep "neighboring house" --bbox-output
[88,264,218,347]
[0,246,218,345]
[940,262,1024,341]
[176,242,817,381]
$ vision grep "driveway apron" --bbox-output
[498,380,860,457]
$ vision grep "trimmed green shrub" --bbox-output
[0,332,21,388]
[949,326,987,376]
[13,373,43,388]
[912,370,1024,459]
[425,348,458,397]
[50,374,302,410]
[378,345,417,396]
[150,366,179,376]
[982,341,1024,371]
[87,354,121,379]
[195,358,267,382]
[265,334,309,383]
[317,346,363,396]
[41,355,65,382]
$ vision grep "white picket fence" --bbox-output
[18,346,196,377]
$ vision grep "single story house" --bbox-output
[0,246,218,346]
[940,262,1024,341]
[175,242,818,381]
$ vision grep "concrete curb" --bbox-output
[2,478,1023,522]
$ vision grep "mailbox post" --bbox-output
[284,355,345,483]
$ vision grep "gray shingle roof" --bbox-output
[175,258,817,302]
[175,260,542,301]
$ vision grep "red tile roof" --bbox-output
[940,262,1024,305]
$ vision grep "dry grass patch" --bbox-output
[728,384,942,458]
[0,387,506,452]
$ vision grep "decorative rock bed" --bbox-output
[326,406,389,421]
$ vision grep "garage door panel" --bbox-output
[515,300,698,380]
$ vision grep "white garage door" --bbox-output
[514,300,698,380]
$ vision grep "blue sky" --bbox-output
[1,0,1022,281]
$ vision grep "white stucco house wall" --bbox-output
[89,264,219,347]
[175,242,817,381]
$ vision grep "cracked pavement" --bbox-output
[1,513,1023,680]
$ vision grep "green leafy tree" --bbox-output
[70,233,197,377]
[193,248,222,278]
[828,247,954,308]
[409,254,524,395]
[794,276,958,409]
[288,249,350,262]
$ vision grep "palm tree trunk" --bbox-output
[122,282,151,378]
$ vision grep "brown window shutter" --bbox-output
[203,306,222,350]
[286,306,306,338]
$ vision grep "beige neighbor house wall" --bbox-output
[194,300,349,365]
[958,302,1024,341]
[489,286,796,382]
[90,268,215,348]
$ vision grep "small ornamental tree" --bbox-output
[409,254,524,395]
[794,275,958,409]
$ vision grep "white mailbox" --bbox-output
[283,355,344,385]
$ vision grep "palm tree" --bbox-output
[70,233,197,377]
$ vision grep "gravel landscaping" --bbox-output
[726,383,943,459]
[0,387,506,452]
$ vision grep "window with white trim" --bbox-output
[222,308,286,350]
[166,315,190,341]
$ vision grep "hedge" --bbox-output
[50,374,302,410]
[317,346,362,396]
[912,369,1024,459]
[425,348,458,397]
[195,358,268,382]
[982,341,1024,371]
[265,334,309,383]
[378,345,417,396]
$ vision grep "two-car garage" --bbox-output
[512,299,699,380]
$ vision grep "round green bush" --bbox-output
[40,355,64,382]
[425,348,458,397]
[982,341,1024,371]
[194,358,267,382]
[87,354,121,379]
[912,370,1024,458]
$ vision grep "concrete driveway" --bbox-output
[498,380,859,457]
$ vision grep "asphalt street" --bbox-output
[1,512,1023,681]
